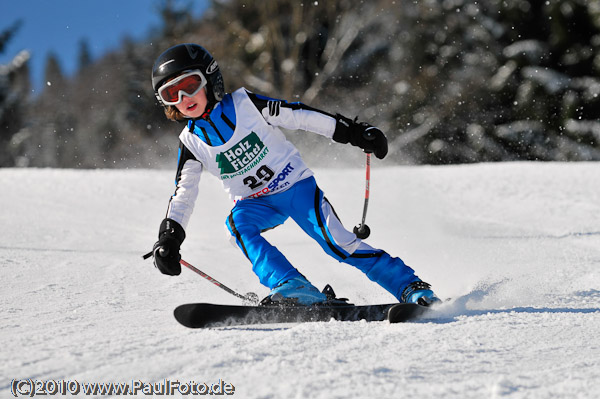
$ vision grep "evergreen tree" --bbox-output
[78,39,92,70]
[384,0,600,163]
[32,52,77,167]
[0,20,31,167]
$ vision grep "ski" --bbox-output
[387,302,431,323]
[173,302,430,328]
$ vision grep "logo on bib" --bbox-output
[216,132,268,175]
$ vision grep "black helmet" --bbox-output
[151,43,225,106]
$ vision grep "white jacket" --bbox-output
[166,88,337,228]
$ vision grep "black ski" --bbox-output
[174,302,429,328]
[387,303,430,323]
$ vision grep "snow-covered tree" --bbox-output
[0,20,31,167]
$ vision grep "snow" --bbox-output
[1,162,599,398]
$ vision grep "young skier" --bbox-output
[149,43,439,306]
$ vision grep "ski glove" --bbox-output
[332,114,388,159]
[153,218,186,276]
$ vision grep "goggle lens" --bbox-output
[158,72,206,105]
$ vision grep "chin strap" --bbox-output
[200,106,212,119]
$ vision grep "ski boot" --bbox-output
[400,280,441,307]
[261,276,328,306]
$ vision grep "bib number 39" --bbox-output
[243,165,274,189]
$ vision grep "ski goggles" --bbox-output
[157,70,207,105]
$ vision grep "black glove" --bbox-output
[152,218,185,276]
[332,114,388,159]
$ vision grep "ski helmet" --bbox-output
[151,43,224,106]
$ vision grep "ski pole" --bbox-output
[179,258,258,305]
[353,128,377,239]
[353,153,371,239]
[143,249,259,305]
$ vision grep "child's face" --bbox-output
[175,87,209,119]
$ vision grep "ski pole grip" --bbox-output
[363,127,377,141]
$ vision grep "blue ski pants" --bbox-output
[225,177,419,301]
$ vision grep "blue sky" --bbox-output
[1,0,208,92]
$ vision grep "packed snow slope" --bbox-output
[1,162,599,399]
